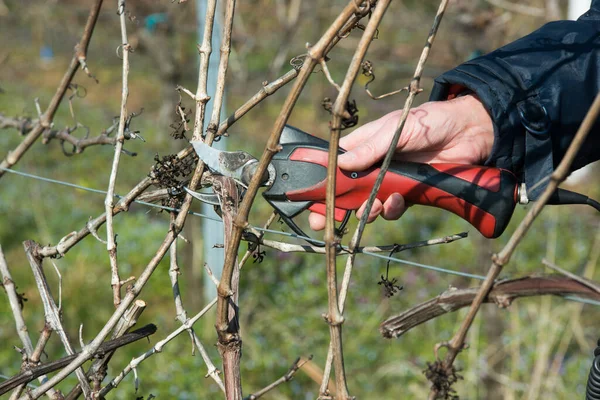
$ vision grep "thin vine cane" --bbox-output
[321,0,391,397]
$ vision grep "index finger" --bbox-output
[339,111,398,150]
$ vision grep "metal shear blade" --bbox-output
[186,142,264,207]
[191,141,274,187]
[191,141,250,185]
[183,187,221,206]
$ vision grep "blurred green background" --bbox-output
[1,0,599,398]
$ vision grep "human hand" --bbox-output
[308,94,494,231]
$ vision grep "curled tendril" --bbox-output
[361,60,407,100]
[353,0,373,17]
[68,83,87,99]
[338,29,352,39]
[355,23,379,39]
[116,44,124,59]
[123,109,145,141]
[66,84,87,122]
[289,54,306,70]
[170,102,190,140]
[55,123,88,156]
[115,44,134,60]
[60,139,76,157]
[242,232,267,263]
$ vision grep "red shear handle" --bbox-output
[285,148,518,238]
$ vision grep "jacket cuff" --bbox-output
[430,61,526,173]
[429,61,553,199]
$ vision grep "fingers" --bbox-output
[356,198,384,224]
[338,111,403,171]
[308,201,382,231]
[381,193,406,220]
[308,194,407,231]
[308,212,326,231]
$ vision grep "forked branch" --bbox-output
[0,0,103,179]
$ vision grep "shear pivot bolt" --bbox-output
[281,173,289,180]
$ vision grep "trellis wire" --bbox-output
[3,164,600,307]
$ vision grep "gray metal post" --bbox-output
[197,0,226,300]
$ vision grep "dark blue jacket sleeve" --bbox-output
[430,1,600,199]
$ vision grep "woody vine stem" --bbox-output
[105,0,131,308]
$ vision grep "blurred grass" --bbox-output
[1,0,599,399]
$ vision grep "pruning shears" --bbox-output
[186,125,522,244]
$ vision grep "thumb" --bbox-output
[337,110,403,171]
[338,141,386,171]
